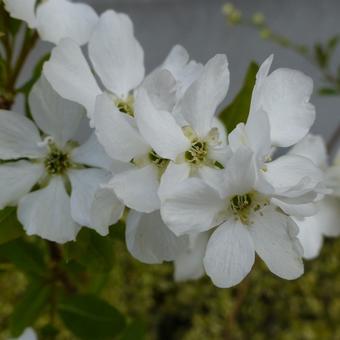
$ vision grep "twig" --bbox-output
[327,123,340,154]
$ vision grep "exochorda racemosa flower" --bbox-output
[0,76,124,243]
[4,0,98,45]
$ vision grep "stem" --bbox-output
[327,123,340,154]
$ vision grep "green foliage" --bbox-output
[0,207,24,244]
[58,294,126,340]
[119,320,146,340]
[219,62,259,133]
[10,280,51,337]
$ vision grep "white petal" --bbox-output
[295,217,324,260]
[29,75,84,147]
[271,197,317,218]
[69,169,124,236]
[223,147,257,196]
[88,10,144,98]
[18,176,80,243]
[174,232,209,282]
[289,134,327,169]
[36,0,98,45]
[0,161,44,209]
[71,133,113,171]
[158,162,190,200]
[134,89,189,160]
[11,327,37,340]
[110,165,160,213]
[258,68,315,147]
[4,0,37,28]
[250,205,304,280]
[93,93,149,162]
[264,154,324,197]
[0,110,44,159]
[126,210,188,264]
[141,69,176,111]
[43,38,101,120]
[174,54,229,137]
[161,178,224,236]
[204,220,255,288]
[197,166,226,198]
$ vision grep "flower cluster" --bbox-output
[2,0,340,288]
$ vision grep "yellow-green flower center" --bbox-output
[149,150,169,175]
[185,139,208,165]
[44,147,71,175]
[116,96,134,117]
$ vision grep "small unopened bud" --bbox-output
[222,3,242,25]
[252,12,265,26]
[260,28,271,39]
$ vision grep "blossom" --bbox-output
[94,54,230,213]
[290,135,340,259]
[161,143,326,287]
[3,0,98,45]
[0,76,124,243]
[9,328,37,340]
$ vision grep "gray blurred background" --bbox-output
[23,0,340,150]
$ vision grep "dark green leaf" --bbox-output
[64,228,114,272]
[219,62,259,133]
[108,220,126,242]
[59,294,126,340]
[318,87,338,96]
[0,207,24,244]
[327,35,340,52]
[10,280,51,337]
[119,320,146,340]
[0,238,46,276]
[314,43,328,68]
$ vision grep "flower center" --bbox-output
[116,96,134,117]
[149,150,169,175]
[230,193,253,224]
[185,139,208,165]
[44,143,71,175]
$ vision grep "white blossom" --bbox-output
[0,76,124,243]
[3,0,98,45]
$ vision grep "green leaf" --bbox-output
[10,280,51,337]
[318,87,338,96]
[64,228,114,272]
[119,320,146,340]
[327,34,340,52]
[0,238,46,276]
[59,294,126,340]
[314,43,328,68]
[219,62,259,133]
[0,207,24,244]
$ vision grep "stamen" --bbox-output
[149,150,169,174]
[44,142,71,175]
[185,139,208,165]
[116,96,134,117]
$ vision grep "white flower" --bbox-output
[8,328,37,340]
[161,147,314,288]
[126,209,188,264]
[0,76,124,243]
[94,54,230,213]
[290,135,340,259]
[4,0,98,45]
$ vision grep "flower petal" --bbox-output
[3,0,36,28]
[256,67,315,147]
[204,220,255,288]
[174,54,229,137]
[250,205,304,280]
[0,161,44,209]
[134,89,189,160]
[0,110,44,160]
[43,38,101,120]
[93,93,150,162]
[88,10,144,98]
[126,210,188,264]
[68,169,124,236]
[109,165,160,213]
[36,0,98,45]
[174,232,209,282]
[18,176,80,243]
[161,178,224,236]
[29,75,84,147]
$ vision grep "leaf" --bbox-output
[318,87,338,96]
[0,238,46,276]
[0,207,24,244]
[64,228,114,272]
[314,43,328,68]
[59,294,126,340]
[327,34,340,52]
[10,280,51,337]
[119,320,146,340]
[219,62,259,133]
